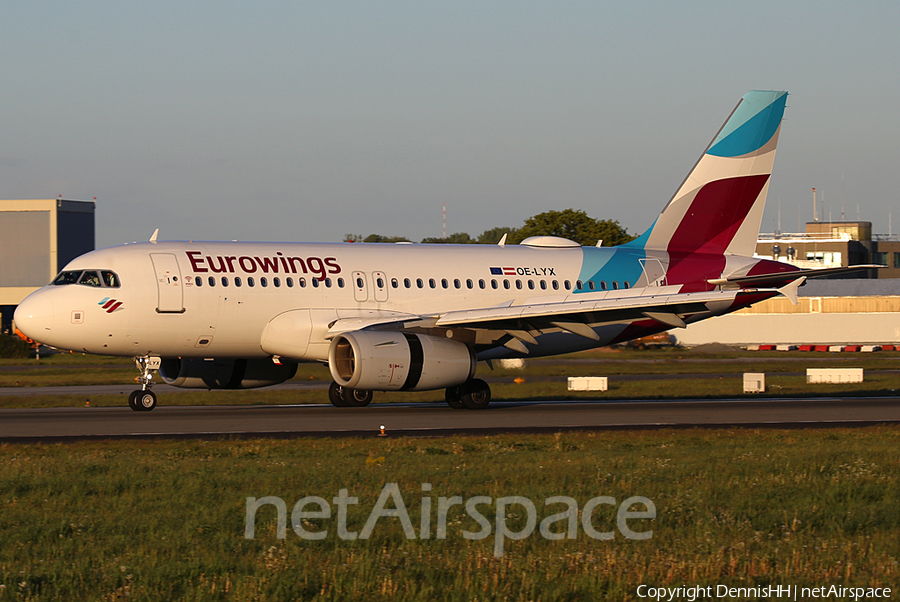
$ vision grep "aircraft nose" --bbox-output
[14,294,54,341]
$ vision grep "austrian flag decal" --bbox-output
[98,297,123,313]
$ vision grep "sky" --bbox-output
[3,1,899,249]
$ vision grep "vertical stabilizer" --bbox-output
[625,91,787,257]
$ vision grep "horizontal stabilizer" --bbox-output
[708,264,883,287]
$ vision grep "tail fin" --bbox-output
[624,90,788,257]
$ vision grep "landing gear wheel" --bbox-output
[128,390,140,411]
[344,388,373,408]
[460,379,491,410]
[445,386,466,410]
[135,390,157,412]
[329,382,351,407]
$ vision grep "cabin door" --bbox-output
[150,253,184,313]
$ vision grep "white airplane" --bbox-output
[15,90,863,411]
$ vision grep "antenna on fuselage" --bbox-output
[149,228,159,244]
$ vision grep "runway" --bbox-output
[2,396,899,442]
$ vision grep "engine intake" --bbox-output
[328,331,475,391]
[159,358,297,389]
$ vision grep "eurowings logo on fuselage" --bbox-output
[99,298,123,313]
[186,251,341,281]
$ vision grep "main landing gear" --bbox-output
[445,379,491,410]
[329,382,374,407]
[327,378,491,409]
[129,356,161,412]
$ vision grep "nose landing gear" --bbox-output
[129,356,161,411]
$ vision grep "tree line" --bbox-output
[344,209,636,247]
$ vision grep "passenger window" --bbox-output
[286,277,293,288]
[274,277,281,287]
[299,278,306,288]
[478,279,485,289]
[454,279,461,289]
[356,277,364,288]
[325,278,332,288]
[515,280,522,290]
[391,278,399,288]
[221,276,229,287]
[588,281,595,290]
[527,280,535,290]
[552,280,559,290]
[312,278,319,288]
[491,279,498,289]
[576,280,583,290]
[417,278,424,288]
[466,279,473,289]
[376,277,384,288]
[540,280,547,290]
[338,278,345,288]
[564,280,571,290]
[441,279,448,289]
[78,271,102,287]
[208,276,215,287]
[624,281,630,289]
[503,280,510,290]
[235,277,243,287]
[248,277,255,287]
[429,279,436,289]
[101,271,120,287]
[261,277,268,287]
[404,278,411,288]
[601,281,607,290]
[196,276,203,288]
[612,281,619,290]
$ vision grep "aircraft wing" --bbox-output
[435,283,799,342]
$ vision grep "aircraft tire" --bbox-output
[445,386,466,409]
[136,390,157,412]
[328,382,351,407]
[460,379,491,410]
[343,388,373,408]
[128,390,140,411]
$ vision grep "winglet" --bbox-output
[777,276,806,306]
[149,228,159,244]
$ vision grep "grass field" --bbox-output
[2,348,899,599]
[1,428,898,600]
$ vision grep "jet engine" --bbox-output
[159,358,297,389]
[328,331,476,391]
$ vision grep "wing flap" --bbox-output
[435,289,759,330]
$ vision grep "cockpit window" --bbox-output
[101,271,119,287]
[52,269,121,288]
[52,271,82,285]
[78,271,103,287]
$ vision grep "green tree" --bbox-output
[508,209,634,247]
[420,232,474,244]
[361,234,411,243]
[476,226,518,244]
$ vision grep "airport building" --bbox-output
[755,220,900,279]
[0,199,95,333]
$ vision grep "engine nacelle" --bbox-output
[159,358,297,389]
[328,331,476,391]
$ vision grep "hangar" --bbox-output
[0,199,95,334]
